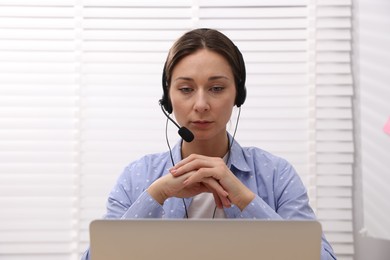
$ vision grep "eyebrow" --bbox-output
[209,76,229,81]
[174,76,230,82]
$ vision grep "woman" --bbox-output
[82,28,336,260]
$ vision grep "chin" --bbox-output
[192,131,225,142]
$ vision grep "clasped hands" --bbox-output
[148,154,255,211]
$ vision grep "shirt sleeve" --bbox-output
[81,249,90,260]
[120,190,165,219]
[237,158,337,260]
[104,164,165,219]
[236,157,314,220]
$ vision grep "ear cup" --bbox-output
[234,45,247,107]
[161,62,173,113]
[235,80,246,107]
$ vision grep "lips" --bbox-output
[191,120,213,128]
[193,120,211,124]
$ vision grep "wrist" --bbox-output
[236,191,255,211]
[147,181,168,205]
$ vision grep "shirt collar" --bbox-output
[226,133,251,173]
[171,133,251,173]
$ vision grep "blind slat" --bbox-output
[199,7,307,18]
[198,19,307,29]
[0,6,74,16]
[199,0,307,6]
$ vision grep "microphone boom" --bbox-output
[159,100,194,142]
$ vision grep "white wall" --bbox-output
[354,0,390,258]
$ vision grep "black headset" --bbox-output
[160,46,247,114]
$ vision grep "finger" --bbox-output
[170,155,216,176]
[212,190,231,208]
[171,158,208,177]
[182,167,217,186]
[220,194,232,208]
[201,177,229,198]
[211,191,223,208]
[174,182,209,199]
[169,154,198,172]
[202,178,231,208]
[202,180,224,209]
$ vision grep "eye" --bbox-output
[179,87,193,94]
[210,85,224,93]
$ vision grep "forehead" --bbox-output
[172,49,233,78]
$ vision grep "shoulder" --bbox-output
[240,144,290,167]
[123,151,172,175]
[231,142,295,176]
[238,145,304,192]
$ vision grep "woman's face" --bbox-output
[169,49,236,142]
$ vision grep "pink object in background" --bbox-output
[384,117,390,135]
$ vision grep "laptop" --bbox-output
[89,219,322,260]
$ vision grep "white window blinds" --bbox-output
[0,2,78,260]
[315,1,354,259]
[0,1,354,260]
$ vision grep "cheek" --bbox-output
[218,103,234,120]
[171,101,188,121]
[170,97,185,110]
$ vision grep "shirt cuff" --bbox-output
[238,196,282,219]
[121,190,165,219]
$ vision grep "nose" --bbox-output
[193,90,210,112]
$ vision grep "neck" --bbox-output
[181,132,229,158]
